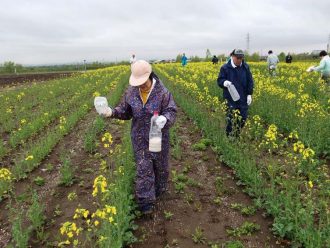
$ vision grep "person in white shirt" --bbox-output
[130,54,136,64]
[308,50,330,86]
[267,50,280,76]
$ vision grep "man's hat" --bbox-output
[232,49,244,58]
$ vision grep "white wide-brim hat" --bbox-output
[129,60,152,86]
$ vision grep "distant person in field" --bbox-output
[285,53,293,63]
[226,51,233,63]
[181,53,188,66]
[217,49,254,137]
[308,50,330,86]
[267,50,280,76]
[212,55,219,65]
[130,54,136,64]
[99,60,177,214]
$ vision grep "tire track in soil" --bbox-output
[129,108,289,248]
[0,109,125,247]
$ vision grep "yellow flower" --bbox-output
[67,192,77,201]
[83,210,89,219]
[302,148,315,160]
[74,208,89,219]
[25,155,34,161]
[293,141,305,153]
[71,223,77,231]
[58,240,70,246]
[93,91,100,97]
[94,220,99,226]
[92,175,107,197]
[253,115,261,122]
[288,130,299,139]
[308,181,313,188]
[60,116,66,124]
[101,132,113,145]
[0,168,12,181]
[98,235,108,242]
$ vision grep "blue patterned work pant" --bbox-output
[134,149,169,206]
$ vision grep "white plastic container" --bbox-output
[228,84,240,101]
[149,111,162,152]
[94,96,108,115]
[306,66,315,72]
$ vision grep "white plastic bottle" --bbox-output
[149,111,162,152]
[94,96,109,115]
[228,84,240,101]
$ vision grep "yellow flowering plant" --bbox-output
[0,168,13,200]
[92,175,108,197]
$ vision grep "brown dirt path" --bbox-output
[0,110,125,247]
[0,72,74,89]
[129,109,290,248]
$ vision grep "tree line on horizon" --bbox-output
[0,50,322,74]
[176,49,322,63]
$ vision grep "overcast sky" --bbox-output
[0,0,329,65]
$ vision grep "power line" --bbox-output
[246,33,250,53]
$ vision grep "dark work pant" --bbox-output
[226,104,248,137]
[134,149,169,206]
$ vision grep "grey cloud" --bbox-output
[0,0,329,64]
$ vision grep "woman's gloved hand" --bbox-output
[101,107,112,117]
[155,115,167,129]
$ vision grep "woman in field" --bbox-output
[102,60,177,214]
[309,50,330,86]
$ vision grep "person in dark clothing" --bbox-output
[212,55,219,65]
[285,53,292,63]
[217,49,254,137]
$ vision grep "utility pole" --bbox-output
[246,33,250,53]
[83,60,86,72]
[327,34,330,53]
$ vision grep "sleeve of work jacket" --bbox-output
[313,59,326,72]
[217,66,227,89]
[160,91,177,130]
[112,90,133,120]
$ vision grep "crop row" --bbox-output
[155,65,329,247]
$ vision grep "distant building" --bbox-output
[259,55,268,61]
[311,50,323,58]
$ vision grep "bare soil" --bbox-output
[0,104,291,248]
[0,72,74,89]
[0,110,125,247]
[129,109,290,248]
